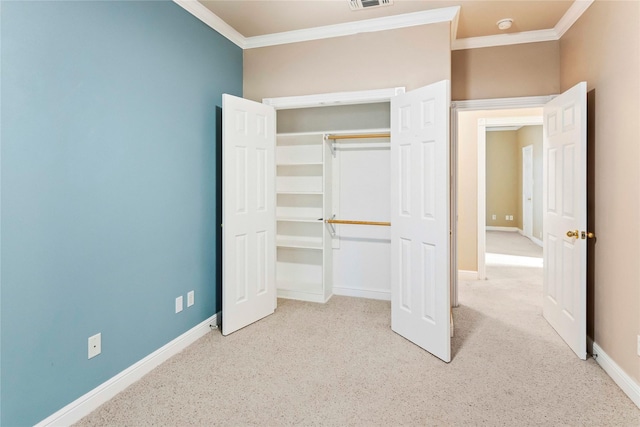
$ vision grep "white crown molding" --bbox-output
[452,0,594,50]
[263,87,405,110]
[555,0,594,38]
[176,0,592,51]
[244,7,460,49]
[173,0,245,48]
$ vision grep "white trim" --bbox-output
[277,290,330,304]
[263,87,405,110]
[457,270,478,281]
[452,29,557,51]
[592,342,640,409]
[174,0,592,51]
[36,314,219,426]
[517,228,543,247]
[452,96,555,111]
[244,7,460,49]
[555,0,595,38]
[487,126,523,132]
[332,286,391,301]
[478,115,544,282]
[485,116,543,127]
[477,119,487,281]
[486,226,519,232]
[530,235,543,247]
[452,0,594,50]
[172,0,245,47]
[451,97,550,306]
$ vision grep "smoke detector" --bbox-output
[497,18,513,30]
[349,0,394,11]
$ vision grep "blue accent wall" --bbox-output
[0,1,242,425]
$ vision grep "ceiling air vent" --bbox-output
[349,0,393,11]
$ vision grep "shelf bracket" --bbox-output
[324,134,336,157]
[325,214,337,237]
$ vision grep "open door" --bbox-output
[390,80,451,362]
[542,82,587,359]
[222,94,276,336]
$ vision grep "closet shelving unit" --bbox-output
[275,133,332,303]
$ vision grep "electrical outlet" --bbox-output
[88,333,101,359]
[187,290,195,307]
[492,214,496,220]
[505,215,509,220]
[509,215,513,221]
[175,296,183,313]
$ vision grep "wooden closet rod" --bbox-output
[325,133,390,140]
[326,219,391,227]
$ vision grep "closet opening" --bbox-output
[274,102,393,303]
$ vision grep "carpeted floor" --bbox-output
[76,232,639,426]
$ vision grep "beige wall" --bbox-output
[457,108,543,272]
[560,0,640,383]
[486,131,519,227]
[451,41,560,101]
[515,125,543,240]
[244,23,451,101]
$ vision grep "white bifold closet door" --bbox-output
[390,80,451,363]
[222,94,276,336]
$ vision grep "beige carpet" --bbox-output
[76,232,639,426]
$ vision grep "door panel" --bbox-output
[542,82,587,359]
[391,80,451,362]
[223,94,276,336]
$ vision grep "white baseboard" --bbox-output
[36,313,219,426]
[530,236,543,247]
[458,270,478,281]
[592,342,640,409]
[518,229,543,247]
[332,286,390,301]
[486,226,519,232]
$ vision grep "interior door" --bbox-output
[390,80,451,362]
[542,82,587,359]
[222,94,276,336]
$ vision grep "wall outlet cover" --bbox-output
[187,290,195,307]
[88,333,101,359]
[175,296,183,313]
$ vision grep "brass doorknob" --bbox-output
[584,231,596,239]
[566,230,579,238]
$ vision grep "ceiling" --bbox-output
[199,0,575,40]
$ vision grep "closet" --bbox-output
[275,103,391,303]
[222,81,452,362]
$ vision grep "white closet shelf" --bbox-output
[276,190,323,195]
[276,238,323,250]
[276,280,323,294]
[277,217,324,223]
[277,161,323,166]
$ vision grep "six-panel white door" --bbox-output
[542,82,587,359]
[222,94,276,336]
[390,80,451,362]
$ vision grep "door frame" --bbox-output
[522,144,534,239]
[450,95,553,306]
[477,116,543,280]
[263,87,405,110]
